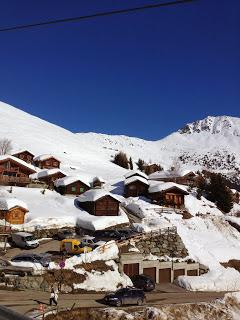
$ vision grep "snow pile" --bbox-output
[0,197,28,211]
[30,168,66,179]
[124,175,149,186]
[148,181,188,193]
[185,194,223,216]
[55,175,92,187]
[124,170,148,180]
[122,198,173,232]
[33,154,60,162]
[178,267,240,292]
[77,189,121,203]
[11,261,44,275]
[50,241,132,291]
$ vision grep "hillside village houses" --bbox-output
[55,175,91,195]
[33,154,61,169]
[149,169,199,187]
[30,168,66,188]
[124,170,149,197]
[12,150,35,164]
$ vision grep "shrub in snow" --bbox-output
[112,152,129,169]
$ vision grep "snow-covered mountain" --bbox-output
[0,101,239,180]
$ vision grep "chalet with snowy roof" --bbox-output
[30,169,66,188]
[12,150,35,164]
[148,182,189,209]
[0,155,36,187]
[124,175,149,198]
[77,189,120,216]
[0,198,28,224]
[55,176,91,195]
[149,170,198,187]
[33,154,60,169]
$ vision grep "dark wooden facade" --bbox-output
[149,187,189,209]
[92,178,105,188]
[12,151,34,164]
[79,195,120,216]
[0,158,35,186]
[0,206,28,224]
[57,180,90,196]
[38,171,66,187]
[34,157,60,169]
[125,180,149,198]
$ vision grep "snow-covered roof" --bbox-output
[148,182,189,194]
[0,155,36,173]
[30,168,66,180]
[33,154,60,162]
[124,175,149,186]
[149,169,196,180]
[12,150,34,156]
[124,170,148,180]
[0,197,28,211]
[55,175,91,188]
[77,189,121,203]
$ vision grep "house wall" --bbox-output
[78,201,95,215]
[125,181,148,197]
[35,158,60,169]
[0,207,26,224]
[149,190,186,209]
[59,181,90,195]
[95,196,119,216]
[13,152,34,164]
[0,159,33,186]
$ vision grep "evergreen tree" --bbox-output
[136,158,145,172]
[112,152,129,169]
[129,157,133,170]
[206,173,233,213]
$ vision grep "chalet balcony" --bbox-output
[0,175,31,185]
[0,226,12,235]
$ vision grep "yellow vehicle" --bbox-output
[60,239,92,255]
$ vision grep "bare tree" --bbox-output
[0,138,12,155]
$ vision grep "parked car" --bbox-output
[93,230,126,241]
[53,229,76,241]
[104,287,146,307]
[60,239,92,255]
[11,253,51,268]
[130,274,155,292]
[0,258,34,277]
[11,232,39,249]
[81,236,105,249]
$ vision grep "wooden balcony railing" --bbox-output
[0,226,12,234]
[0,175,30,184]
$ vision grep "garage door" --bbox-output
[187,269,198,276]
[174,269,185,279]
[159,268,171,283]
[123,263,139,277]
[143,267,156,282]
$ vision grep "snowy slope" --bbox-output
[0,101,239,179]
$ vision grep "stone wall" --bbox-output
[134,228,188,258]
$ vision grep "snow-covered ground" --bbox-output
[0,186,128,231]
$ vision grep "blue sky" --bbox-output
[0,0,239,140]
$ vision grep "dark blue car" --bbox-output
[104,287,146,307]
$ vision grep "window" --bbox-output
[45,161,50,165]
[80,187,84,193]
[53,161,58,166]
[129,185,136,190]
[20,155,24,159]
[71,186,76,192]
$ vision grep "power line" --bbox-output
[0,0,197,33]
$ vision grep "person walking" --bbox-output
[49,287,58,306]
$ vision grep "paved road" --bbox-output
[4,239,60,260]
[0,285,226,316]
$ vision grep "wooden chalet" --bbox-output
[12,150,35,164]
[77,189,120,216]
[55,176,91,195]
[31,169,66,188]
[149,170,198,187]
[148,182,189,209]
[0,198,28,225]
[124,175,149,197]
[33,154,60,169]
[0,155,36,187]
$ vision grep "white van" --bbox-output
[11,232,39,249]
